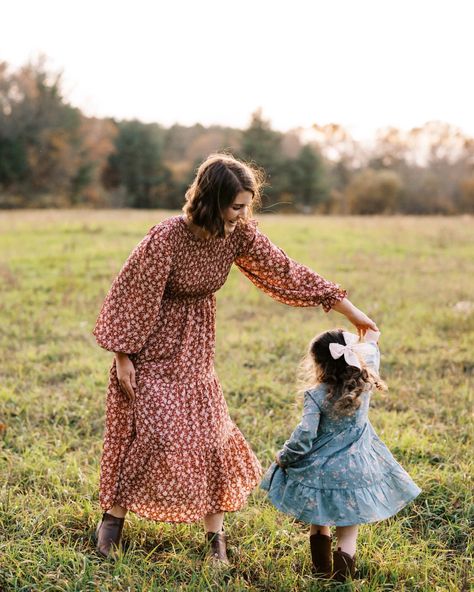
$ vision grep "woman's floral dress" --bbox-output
[93,215,347,522]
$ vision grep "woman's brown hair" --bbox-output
[299,329,387,416]
[182,153,264,237]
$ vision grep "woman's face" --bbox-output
[222,191,253,235]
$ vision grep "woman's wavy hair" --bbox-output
[182,153,264,237]
[298,329,387,416]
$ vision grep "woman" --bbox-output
[93,153,378,562]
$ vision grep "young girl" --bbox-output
[261,329,421,582]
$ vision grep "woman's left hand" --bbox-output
[275,453,284,468]
[346,308,379,339]
[331,297,378,339]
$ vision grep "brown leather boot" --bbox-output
[95,512,125,558]
[205,530,230,565]
[309,531,332,578]
[333,547,356,582]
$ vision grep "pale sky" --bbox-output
[2,0,474,139]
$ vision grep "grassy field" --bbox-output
[0,210,472,592]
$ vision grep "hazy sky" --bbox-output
[3,0,474,139]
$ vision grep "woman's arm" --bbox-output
[235,222,347,312]
[114,352,137,402]
[93,222,175,354]
[235,222,378,332]
[331,298,379,338]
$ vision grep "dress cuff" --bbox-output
[276,449,289,468]
[320,286,347,313]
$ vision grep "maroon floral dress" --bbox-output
[93,215,347,522]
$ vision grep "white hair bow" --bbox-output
[329,330,380,370]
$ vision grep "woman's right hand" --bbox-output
[114,352,136,403]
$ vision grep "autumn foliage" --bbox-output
[1,59,473,214]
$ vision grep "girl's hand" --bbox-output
[275,452,284,468]
[331,298,379,339]
[115,352,136,403]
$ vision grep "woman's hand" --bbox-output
[275,452,284,468]
[114,352,136,403]
[331,298,379,339]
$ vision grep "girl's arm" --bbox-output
[357,341,381,373]
[276,392,321,468]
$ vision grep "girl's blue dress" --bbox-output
[260,343,421,526]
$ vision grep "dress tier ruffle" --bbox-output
[93,216,347,522]
[101,369,262,521]
[261,345,421,526]
[262,462,421,526]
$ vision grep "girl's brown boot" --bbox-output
[332,547,356,582]
[309,531,332,578]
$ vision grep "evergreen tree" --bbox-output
[289,144,328,211]
[239,109,284,209]
[103,120,170,208]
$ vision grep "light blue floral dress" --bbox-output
[261,343,421,526]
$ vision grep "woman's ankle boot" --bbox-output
[309,531,332,578]
[333,547,356,582]
[95,512,125,558]
[205,530,230,565]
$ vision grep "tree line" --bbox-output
[1,58,473,214]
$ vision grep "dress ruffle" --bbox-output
[100,371,262,522]
[113,423,262,523]
[261,463,421,526]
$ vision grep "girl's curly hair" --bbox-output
[298,329,387,416]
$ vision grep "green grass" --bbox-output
[0,210,472,591]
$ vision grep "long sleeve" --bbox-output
[235,220,347,312]
[358,342,381,373]
[93,223,175,354]
[278,392,321,467]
